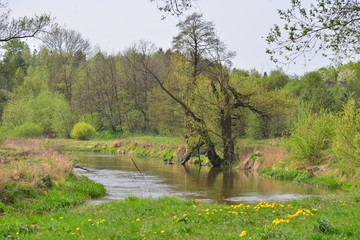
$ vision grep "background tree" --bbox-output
[42,27,90,54]
[267,0,360,63]
[84,52,125,132]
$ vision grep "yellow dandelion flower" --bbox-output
[239,230,247,237]
[70,232,76,235]
[198,213,202,215]
[183,214,187,217]
[16,232,19,235]
[136,218,141,221]
[59,217,63,219]
[50,218,54,221]
[76,227,81,231]
[88,219,92,222]
[193,205,197,208]
[160,230,165,233]
[206,209,209,212]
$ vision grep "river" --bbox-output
[74,153,333,205]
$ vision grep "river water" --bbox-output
[74,153,332,205]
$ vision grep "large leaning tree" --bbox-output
[127,14,286,166]
[266,0,360,63]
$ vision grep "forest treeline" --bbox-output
[0,13,359,167]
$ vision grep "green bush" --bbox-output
[70,122,96,140]
[287,106,334,165]
[12,123,43,138]
[332,100,360,166]
[2,91,73,138]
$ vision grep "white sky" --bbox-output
[7,0,331,75]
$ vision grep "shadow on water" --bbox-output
[74,153,335,205]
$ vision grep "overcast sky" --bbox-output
[8,0,330,75]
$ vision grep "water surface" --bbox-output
[75,153,332,204]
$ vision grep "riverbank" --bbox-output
[0,139,106,213]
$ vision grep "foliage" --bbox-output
[126,109,145,131]
[332,100,360,166]
[12,123,43,138]
[267,0,360,63]
[70,122,96,140]
[287,106,334,165]
[245,111,264,139]
[1,91,73,137]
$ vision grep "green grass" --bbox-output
[1,193,359,239]
[1,175,105,213]
[260,168,349,189]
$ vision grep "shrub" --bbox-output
[287,106,334,165]
[12,123,43,138]
[332,100,360,166]
[2,91,73,138]
[70,122,96,140]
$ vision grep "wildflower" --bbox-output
[206,209,209,212]
[193,205,197,208]
[59,217,63,219]
[183,214,187,217]
[160,230,165,233]
[16,232,19,235]
[173,216,177,219]
[76,227,81,231]
[272,218,290,226]
[239,231,247,237]
[70,232,76,235]
[50,218,54,221]
[88,219,93,222]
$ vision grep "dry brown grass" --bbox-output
[0,139,73,194]
[238,145,288,170]
[261,146,288,167]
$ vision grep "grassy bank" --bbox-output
[1,193,360,239]
[45,136,187,163]
[0,139,105,213]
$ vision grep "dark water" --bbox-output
[74,153,332,205]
